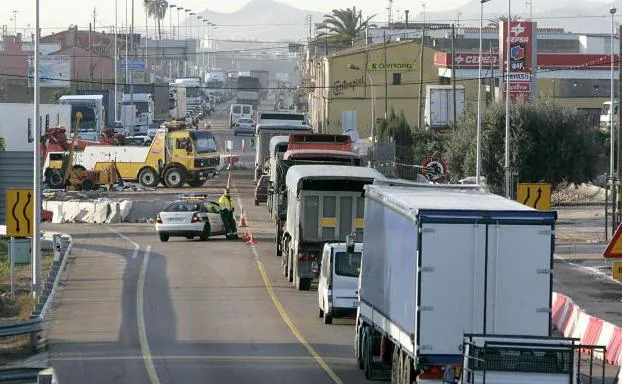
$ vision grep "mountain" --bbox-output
[194,0,324,43]
[410,0,622,34]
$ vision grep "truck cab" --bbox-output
[318,242,363,324]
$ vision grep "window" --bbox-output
[392,73,401,85]
[334,252,362,277]
[176,138,190,149]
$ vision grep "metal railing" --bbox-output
[0,234,72,383]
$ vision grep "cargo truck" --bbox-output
[58,95,106,141]
[43,128,220,188]
[424,85,465,130]
[0,103,71,151]
[268,134,361,257]
[281,165,384,290]
[254,121,312,182]
[249,70,269,100]
[354,180,594,383]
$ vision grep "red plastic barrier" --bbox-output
[581,317,603,353]
[551,293,568,327]
[606,327,622,365]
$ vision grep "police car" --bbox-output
[155,194,227,242]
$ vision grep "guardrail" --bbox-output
[0,232,72,383]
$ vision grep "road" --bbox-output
[43,102,621,383]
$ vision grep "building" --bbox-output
[308,40,441,138]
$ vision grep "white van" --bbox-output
[229,104,242,127]
[318,242,363,324]
[240,104,253,120]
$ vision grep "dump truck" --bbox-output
[281,165,384,290]
[44,128,221,188]
[354,179,597,383]
[268,134,362,257]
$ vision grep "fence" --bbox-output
[373,141,425,181]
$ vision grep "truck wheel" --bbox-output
[362,328,373,380]
[323,309,332,324]
[138,167,159,188]
[81,179,94,191]
[187,179,206,188]
[319,308,324,318]
[287,251,294,282]
[164,167,184,188]
[392,347,400,384]
[356,325,365,369]
[47,170,64,189]
[402,353,412,384]
[296,278,311,291]
[159,233,169,242]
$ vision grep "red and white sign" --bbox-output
[433,52,498,68]
[603,224,622,258]
[422,157,447,183]
[434,52,620,70]
[499,21,535,102]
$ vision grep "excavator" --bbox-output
[43,112,123,191]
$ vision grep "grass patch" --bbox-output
[0,239,53,320]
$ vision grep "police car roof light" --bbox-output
[179,193,209,200]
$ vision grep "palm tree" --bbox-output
[487,15,524,28]
[315,7,376,46]
[143,0,169,40]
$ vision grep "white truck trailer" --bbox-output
[282,165,384,290]
[0,103,71,151]
[354,180,591,383]
[424,85,465,130]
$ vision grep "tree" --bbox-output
[447,100,607,194]
[315,7,376,46]
[143,0,168,40]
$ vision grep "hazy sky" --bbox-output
[0,0,468,35]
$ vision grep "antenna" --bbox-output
[526,0,533,20]
[388,0,393,25]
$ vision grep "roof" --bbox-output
[257,124,312,132]
[286,165,384,191]
[270,136,290,157]
[365,184,545,216]
[283,149,360,160]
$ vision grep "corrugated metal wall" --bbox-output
[0,152,34,224]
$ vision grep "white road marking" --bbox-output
[107,226,140,259]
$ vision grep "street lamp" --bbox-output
[114,0,119,121]
[476,0,492,187]
[609,7,617,219]
[176,7,183,40]
[504,0,511,198]
[33,0,42,299]
[185,9,192,40]
[347,64,375,167]
[169,4,176,39]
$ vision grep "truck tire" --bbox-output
[287,251,294,283]
[46,170,64,189]
[164,167,184,188]
[296,277,311,291]
[392,347,401,384]
[362,328,373,380]
[323,307,332,324]
[356,325,365,369]
[138,167,159,188]
[402,353,412,384]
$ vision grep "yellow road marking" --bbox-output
[234,192,344,384]
[51,355,356,363]
[137,245,160,384]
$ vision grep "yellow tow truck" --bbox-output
[44,128,221,188]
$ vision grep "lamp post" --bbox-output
[197,16,203,76]
[169,4,175,39]
[504,0,511,198]
[33,0,42,299]
[610,6,617,233]
[176,7,183,40]
[185,9,191,39]
[476,0,492,186]
[114,0,119,121]
[347,64,375,167]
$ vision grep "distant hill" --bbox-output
[414,0,622,34]
[194,0,324,44]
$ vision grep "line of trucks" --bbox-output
[253,114,603,383]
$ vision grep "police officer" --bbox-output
[218,188,238,239]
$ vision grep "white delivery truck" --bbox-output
[121,93,154,135]
[354,180,594,383]
[282,165,384,290]
[424,85,465,130]
[58,95,106,141]
[0,103,71,151]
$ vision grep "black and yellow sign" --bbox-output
[0,137,5,151]
[613,261,622,280]
[6,188,34,237]
[367,62,416,71]
[516,183,551,211]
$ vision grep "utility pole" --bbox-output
[618,27,622,228]
[32,0,41,300]
[89,22,93,90]
[451,23,457,131]
[383,30,388,120]
[130,0,134,135]
[418,3,426,130]
[12,10,17,35]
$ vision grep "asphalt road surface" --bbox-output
[43,101,621,383]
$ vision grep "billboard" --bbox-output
[499,21,536,102]
[27,56,71,88]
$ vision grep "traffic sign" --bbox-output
[603,224,622,258]
[613,261,622,280]
[422,157,447,183]
[118,59,145,71]
[5,188,34,237]
[516,183,551,210]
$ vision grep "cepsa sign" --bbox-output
[453,53,499,68]
[499,21,535,101]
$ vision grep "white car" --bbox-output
[318,242,363,324]
[155,196,227,242]
[233,118,255,136]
